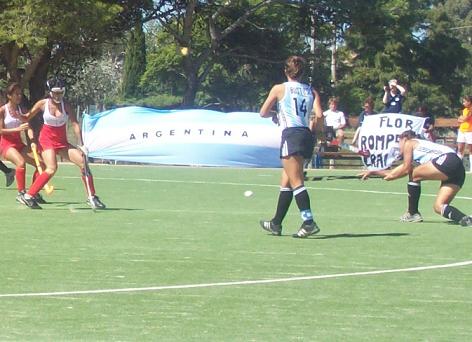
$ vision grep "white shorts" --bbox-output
[456,131,472,144]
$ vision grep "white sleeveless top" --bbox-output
[3,104,23,129]
[277,81,314,129]
[412,139,455,164]
[43,99,68,127]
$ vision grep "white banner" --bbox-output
[358,113,426,170]
[82,106,282,167]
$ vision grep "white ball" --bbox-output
[244,190,253,197]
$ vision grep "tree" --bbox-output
[332,0,469,116]
[122,17,147,98]
[145,0,277,107]
[0,0,151,103]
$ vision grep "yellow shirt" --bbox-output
[459,107,472,132]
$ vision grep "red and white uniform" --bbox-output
[0,104,26,158]
[39,99,69,151]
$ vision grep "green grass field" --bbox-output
[1,163,472,341]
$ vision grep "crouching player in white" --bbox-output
[361,130,472,226]
[259,55,323,238]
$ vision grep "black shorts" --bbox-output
[432,152,465,187]
[280,127,314,159]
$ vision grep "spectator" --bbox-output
[323,96,346,144]
[415,105,435,141]
[352,96,377,145]
[457,95,472,172]
[382,79,406,113]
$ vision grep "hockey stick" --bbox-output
[76,145,94,203]
[30,143,54,195]
[310,174,383,181]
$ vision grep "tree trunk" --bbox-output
[182,70,198,108]
[28,58,49,104]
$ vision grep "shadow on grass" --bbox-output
[41,201,143,211]
[312,232,409,239]
[264,232,409,239]
[66,207,143,211]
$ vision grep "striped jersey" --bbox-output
[277,81,314,129]
[412,139,455,164]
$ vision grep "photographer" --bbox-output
[382,79,406,113]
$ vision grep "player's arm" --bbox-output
[309,89,323,132]
[383,141,415,181]
[358,169,389,180]
[24,99,45,121]
[260,84,283,118]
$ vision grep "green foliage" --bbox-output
[140,28,186,97]
[122,19,147,98]
[67,49,124,108]
[1,0,471,114]
[0,0,148,103]
[109,94,182,109]
[334,0,469,116]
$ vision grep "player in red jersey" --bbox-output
[0,89,16,187]
[0,82,46,204]
[22,78,106,210]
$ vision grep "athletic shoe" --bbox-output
[459,216,472,227]
[399,212,423,223]
[292,221,320,238]
[18,193,42,209]
[259,220,282,236]
[34,193,47,204]
[16,191,26,203]
[5,168,15,187]
[87,195,106,209]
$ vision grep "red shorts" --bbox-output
[0,133,26,158]
[39,124,68,152]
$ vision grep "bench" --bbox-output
[312,117,362,168]
[433,117,458,148]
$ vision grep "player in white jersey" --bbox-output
[361,130,472,226]
[0,89,16,186]
[259,55,323,238]
[0,82,42,200]
[23,78,106,210]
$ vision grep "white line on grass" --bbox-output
[58,176,472,200]
[1,260,471,298]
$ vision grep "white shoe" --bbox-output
[399,212,423,223]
